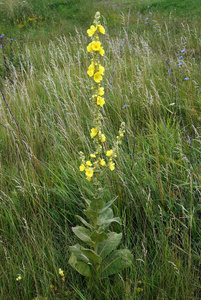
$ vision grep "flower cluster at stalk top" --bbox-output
[79,12,125,182]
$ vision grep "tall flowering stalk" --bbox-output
[68,12,133,280]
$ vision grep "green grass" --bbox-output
[0,0,201,299]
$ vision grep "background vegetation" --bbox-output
[0,0,201,299]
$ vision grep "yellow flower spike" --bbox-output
[91,87,94,90]
[99,47,105,56]
[91,128,98,138]
[100,159,106,166]
[120,133,124,137]
[90,154,96,158]
[98,87,104,96]
[86,168,94,178]
[87,25,97,37]
[87,176,91,182]
[87,43,93,52]
[116,136,119,139]
[94,72,102,83]
[100,134,106,142]
[109,161,115,171]
[86,161,92,166]
[79,164,85,171]
[97,96,105,107]
[98,24,105,34]
[106,150,113,157]
[114,155,117,158]
[99,65,105,75]
[91,41,101,51]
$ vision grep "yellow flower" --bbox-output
[106,150,113,157]
[79,164,85,171]
[87,25,97,37]
[87,43,93,52]
[94,72,102,83]
[100,159,106,166]
[99,47,105,56]
[90,154,96,158]
[99,64,105,75]
[109,161,115,171]
[59,268,64,277]
[100,134,106,142]
[91,41,101,51]
[97,96,105,107]
[120,133,124,137]
[18,24,24,29]
[86,168,94,178]
[91,128,98,138]
[87,63,95,77]
[87,176,91,181]
[98,87,104,96]
[86,161,92,166]
[98,25,105,34]
[16,276,22,281]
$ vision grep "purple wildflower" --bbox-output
[179,56,183,59]
[168,69,171,73]
[181,49,185,53]
[122,105,128,108]
[184,78,189,80]
[178,62,182,66]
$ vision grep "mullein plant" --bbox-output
[68,12,133,280]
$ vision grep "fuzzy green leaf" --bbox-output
[90,230,108,244]
[97,232,122,259]
[76,215,93,230]
[98,197,118,214]
[72,226,94,247]
[98,208,121,229]
[90,198,105,210]
[68,252,92,277]
[80,247,102,265]
[84,208,98,221]
[100,249,133,277]
[69,244,90,264]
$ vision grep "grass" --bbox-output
[0,0,201,299]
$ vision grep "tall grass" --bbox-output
[0,4,201,300]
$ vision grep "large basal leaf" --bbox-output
[72,226,94,247]
[80,247,102,265]
[68,252,92,277]
[90,230,108,244]
[97,232,122,259]
[100,249,133,278]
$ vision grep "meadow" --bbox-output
[0,0,201,299]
